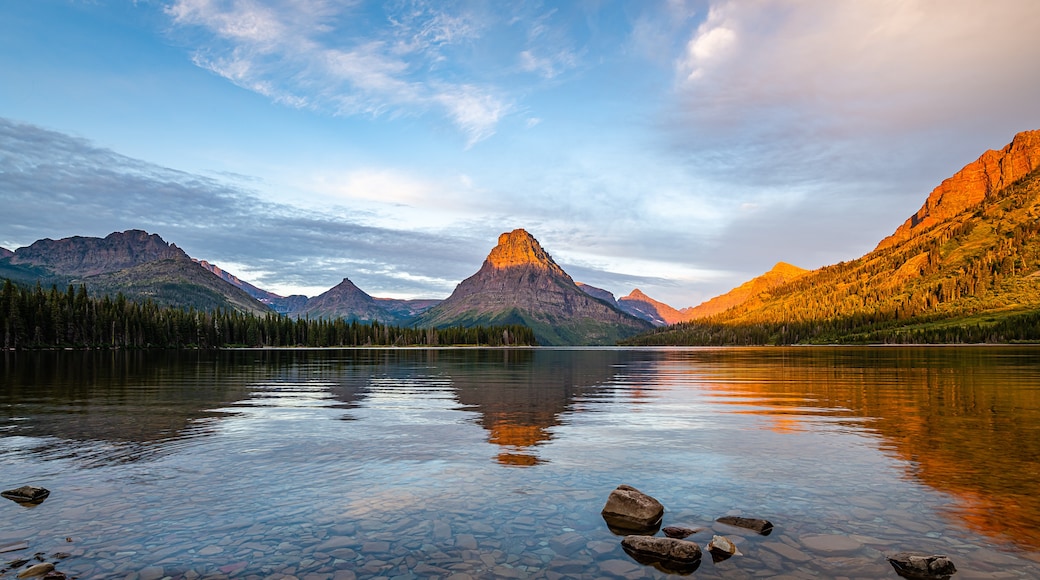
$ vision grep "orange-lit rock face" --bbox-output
[485,228,565,276]
[878,129,1040,250]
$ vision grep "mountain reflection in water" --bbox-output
[3,345,1040,570]
[668,347,1040,551]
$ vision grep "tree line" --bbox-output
[0,280,536,349]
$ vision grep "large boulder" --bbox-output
[601,485,664,533]
[621,535,702,573]
[887,552,957,579]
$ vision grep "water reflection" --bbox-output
[4,345,1040,569]
[446,349,626,466]
[654,347,1040,551]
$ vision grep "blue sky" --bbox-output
[3,0,1040,306]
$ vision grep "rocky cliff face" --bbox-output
[683,262,807,320]
[10,230,189,276]
[877,130,1040,250]
[415,229,652,345]
[0,247,13,259]
[618,289,685,326]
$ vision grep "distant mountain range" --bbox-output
[0,227,651,344]
[5,129,1039,345]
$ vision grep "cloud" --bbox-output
[669,0,1040,189]
[0,117,486,297]
[165,0,510,144]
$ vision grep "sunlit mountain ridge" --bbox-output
[628,129,1040,345]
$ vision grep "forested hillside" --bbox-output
[627,166,1040,345]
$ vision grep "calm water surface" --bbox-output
[2,347,1039,579]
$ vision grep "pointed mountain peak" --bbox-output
[768,262,807,277]
[485,229,562,273]
[624,288,650,300]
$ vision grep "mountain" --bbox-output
[295,277,399,323]
[196,260,309,314]
[877,130,1040,250]
[618,289,685,326]
[680,262,808,320]
[8,230,187,276]
[414,229,653,345]
[576,282,618,304]
[2,230,270,316]
[0,247,13,259]
[628,130,1040,345]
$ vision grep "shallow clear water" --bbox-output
[2,347,1039,579]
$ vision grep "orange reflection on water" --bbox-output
[674,348,1040,551]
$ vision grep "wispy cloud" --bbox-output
[166,0,510,144]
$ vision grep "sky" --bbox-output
[3,0,1040,307]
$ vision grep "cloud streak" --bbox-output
[166,0,510,144]
[0,117,486,297]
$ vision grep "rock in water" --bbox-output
[887,552,957,579]
[16,563,54,578]
[1,486,50,504]
[707,535,740,562]
[621,535,702,573]
[662,526,699,539]
[601,485,665,533]
[716,516,773,535]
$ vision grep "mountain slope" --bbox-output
[681,262,808,320]
[415,229,652,345]
[618,289,685,326]
[82,258,272,316]
[878,130,1040,250]
[629,130,1040,345]
[196,260,309,314]
[576,282,618,305]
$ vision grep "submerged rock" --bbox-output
[707,535,741,562]
[16,562,54,578]
[716,516,773,535]
[621,535,702,574]
[662,526,700,539]
[1,486,50,505]
[887,552,957,579]
[1,542,29,554]
[601,485,664,533]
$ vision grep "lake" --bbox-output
[2,347,1039,579]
